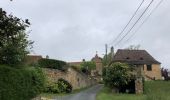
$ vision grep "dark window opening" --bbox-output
[119,79,135,94]
[147,65,152,71]
[140,57,143,60]
[126,57,130,59]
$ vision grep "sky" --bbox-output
[0,0,170,68]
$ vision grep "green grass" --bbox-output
[97,81,170,100]
[144,81,170,100]
[96,87,145,100]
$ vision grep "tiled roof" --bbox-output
[113,49,161,64]
[24,55,42,64]
[91,54,102,63]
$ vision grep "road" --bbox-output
[54,84,103,100]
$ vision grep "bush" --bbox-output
[38,59,67,71]
[0,65,45,100]
[58,78,72,93]
[44,78,72,93]
[103,62,133,92]
[44,82,60,93]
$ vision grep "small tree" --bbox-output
[80,61,96,74]
[126,44,141,50]
[161,68,170,81]
[0,8,33,65]
[103,62,132,92]
[102,52,112,66]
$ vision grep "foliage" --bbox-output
[0,8,33,66]
[58,78,72,93]
[145,81,170,100]
[161,68,170,81]
[102,52,112,66]
[0,65,45,100]
[44,78,72,93]
[97,81,170,100]
[38,58,67,71]
[125,44,141,50]
[80,61,96,74]
[103,62,132,91]
[96,87,145,100]
[70,65,81,72]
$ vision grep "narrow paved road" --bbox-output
[54,84,103,100]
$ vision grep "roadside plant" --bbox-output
[103,62,133,92]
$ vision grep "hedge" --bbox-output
[0,65,45,100]
[38,59,67,71]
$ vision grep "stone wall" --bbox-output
[135,78,143,94]
[43,67,96,90]
[143,64,162,80]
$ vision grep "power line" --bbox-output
[124,0,164,44]
[109,0,145,46]
[114,0,154,47]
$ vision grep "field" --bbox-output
[96,81,170,100]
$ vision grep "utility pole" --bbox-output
[110,46,114,60]
[105,44,108,64]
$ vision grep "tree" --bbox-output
[102,46,114,66]
[103,62,133,92]
[161,68,170,81]
[126,44,141,50]
[80,61,96,74]
[102,52,112,66]
[0,8,33,65]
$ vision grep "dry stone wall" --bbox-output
[43,67,96,90]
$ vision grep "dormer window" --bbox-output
[126,57,130,59]
[140,57,143,60]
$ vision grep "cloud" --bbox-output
[0,0,170,69]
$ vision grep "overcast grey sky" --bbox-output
[0,0,170,68]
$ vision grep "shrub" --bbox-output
[58,78,72,93]
[38,59,67,71]
[103,62,133,92]
[44,82,60,93]
[44,78,72,93]
[0,65,45,100]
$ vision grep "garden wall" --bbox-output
[43,67,97,90]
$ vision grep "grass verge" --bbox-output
[96,87,145,100]
[97,81,170,100]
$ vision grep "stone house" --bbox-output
[112,49,162,80]
[68,53,103,77]
[91,54,103,75]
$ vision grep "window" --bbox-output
[147,65,152,71]
[140,57,143,60]
[126,57,130,59]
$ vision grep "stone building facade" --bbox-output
[91,54,103,75]
[68,53,103,76]
[112,49,163,94]
[113,49,162,80]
